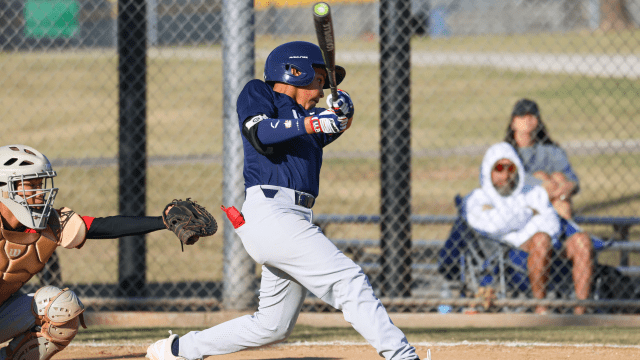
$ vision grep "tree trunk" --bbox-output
[600,0,633,31]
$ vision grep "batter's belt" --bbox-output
[255,185,315,209]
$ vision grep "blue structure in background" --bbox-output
[429,6,450,37]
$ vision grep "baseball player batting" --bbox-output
[0,144,216,360]
[146,41,424,360]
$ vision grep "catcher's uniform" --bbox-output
[0,208,171,360]
[0,144,216,360]
[0,208,92,300]
[0,207,88,346]
[173,80,418,360]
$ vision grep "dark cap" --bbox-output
[511,98,540,118]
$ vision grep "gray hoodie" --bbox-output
[464,142,560,247]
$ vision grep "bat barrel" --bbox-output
[313,2,339,99]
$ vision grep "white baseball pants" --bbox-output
[178,185,417,360]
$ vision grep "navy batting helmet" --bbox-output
[263,41,346,89]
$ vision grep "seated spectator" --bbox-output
[464,142,593,314]
[504,98,579,219]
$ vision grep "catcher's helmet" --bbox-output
[0,145,58,230]
[263,41,346,89]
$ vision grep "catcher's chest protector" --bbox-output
[0,223,59,305]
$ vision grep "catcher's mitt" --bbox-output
[163,198,217,248]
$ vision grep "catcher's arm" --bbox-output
[84,216,165,239]
[68,199,216,251]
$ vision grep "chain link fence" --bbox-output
[2,0,639,315]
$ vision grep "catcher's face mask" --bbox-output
[0,145,59,230]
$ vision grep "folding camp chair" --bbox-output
[437,194,618,312]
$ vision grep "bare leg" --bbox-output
[521,233,552,314]
[565,232,593,315]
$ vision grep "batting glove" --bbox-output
[326,89,354,119]
[310,109,346,134]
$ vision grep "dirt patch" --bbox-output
[55,343,640,360]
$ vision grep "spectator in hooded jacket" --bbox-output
[464,142,593,314]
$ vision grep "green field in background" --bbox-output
[2,36,638,158]
[75,325,640,346]
[257,30,640,54]
[47,151,639,285]
[5,31,639,285]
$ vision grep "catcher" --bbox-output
[0,144,217,360]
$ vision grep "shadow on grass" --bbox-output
[80,354,146,360]
[245,358,340,360]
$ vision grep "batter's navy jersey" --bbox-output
[237,79,341,198]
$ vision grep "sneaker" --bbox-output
[146,331,186,360]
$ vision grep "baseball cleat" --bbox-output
[146,331,187,360]
[415,348,432,360]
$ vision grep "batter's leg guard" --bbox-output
[3,286,86,360]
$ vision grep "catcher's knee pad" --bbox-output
[4,286,87,360]
[2,332,64,360]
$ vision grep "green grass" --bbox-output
[37,151,640,285]
[75,325,640,345]
[5,31,640,285]
[410,29,640,54]
[45,151,640,285]
[256,30,640,54]
[2,49,639,157]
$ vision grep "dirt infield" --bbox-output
[56,343,640,360]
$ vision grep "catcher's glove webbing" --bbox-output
[163,198,217,250]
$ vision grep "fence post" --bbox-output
[222,0,255,310]
[379,0,412,298]
[117,0,147,302]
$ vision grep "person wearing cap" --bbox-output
[504,98,580,219]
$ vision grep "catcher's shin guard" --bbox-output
[3,286,86,360]
[2,333,64,360]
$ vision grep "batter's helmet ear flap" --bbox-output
[264,41,346,88]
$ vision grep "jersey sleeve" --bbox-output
[255,117,307,145]
[237,80,278,123]
[550,146,580,191]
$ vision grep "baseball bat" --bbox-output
[312,2,339,106]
